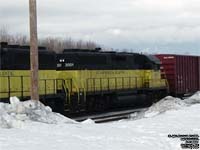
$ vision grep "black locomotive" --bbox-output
[0,42,168,114]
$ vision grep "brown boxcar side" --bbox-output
[155,54,200,96]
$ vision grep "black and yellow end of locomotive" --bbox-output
[0,42,168,114]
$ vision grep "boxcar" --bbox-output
[155,54,200,96]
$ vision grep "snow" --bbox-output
[184,91,200,104]
[0,97,76,128]
[0,92,200,150]
[81,118,95,124]
[130,92,200,119]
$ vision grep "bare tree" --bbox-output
[76,40,84,49]
[63,37,75,49]
[0,26,100,52]
[39,37,99,53]
[0,26,28,45]
[85,41,97,49]
[0,26,10,42]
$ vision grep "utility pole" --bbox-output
[29,0,39,100]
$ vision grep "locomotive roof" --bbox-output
[62,49,143,56]
[145,55,161,64]
[0,42,47,51]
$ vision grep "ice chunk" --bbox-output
[10,96,20,105]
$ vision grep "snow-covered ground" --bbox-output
[0,92,200,150]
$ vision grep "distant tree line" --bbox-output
[0,27,99,53]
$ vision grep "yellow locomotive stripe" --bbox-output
[0,70,57,99]
[57,69,166,93]
[0,69,167,100]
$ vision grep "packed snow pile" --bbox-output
[1,92,200,128]
[0,97,76,128]
[144,96,187,117]
[130,96,186,119]
[1,99,200,150]
[81,118,95,124]
[131,91,200,119]
[184,91,200,105]
[0,93,200,150]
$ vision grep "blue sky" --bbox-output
[0,0,200,55]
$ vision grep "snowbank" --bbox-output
[81,118,95,124]
[131,91,200,120]
[144,96,187,117]
[0,93,200,150]
[184,91,200,104]
[0,97,76,128]
[1,91,200,128]
[1,100,200,150]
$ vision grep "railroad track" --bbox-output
[72,108,148,123]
